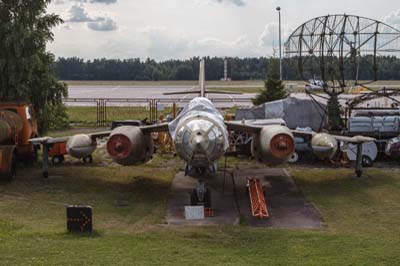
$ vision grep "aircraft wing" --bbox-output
[29,123,170,145]
[225,119,287,134]
[224,121,263,134]
[291,130,376,143]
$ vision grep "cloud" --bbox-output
[138,26,257,60]
[65,5,118,31]
[213,0,246,6]
[87,17,118,31]
[54,0,117,4]
[259,22,279,48]
[384,9,400,28]
[140,27,189,59]
[259,22,291,49]
[66,5,92,22]
[88,0,117,4]
[197,0,247,6]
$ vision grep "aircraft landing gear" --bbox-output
[190,180,211,208]
[355,143,363,178]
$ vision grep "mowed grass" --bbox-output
[65,106,238,128]
[66,106,173,127]
[1,155,400,265]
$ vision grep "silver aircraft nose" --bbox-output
[190,131,209,153]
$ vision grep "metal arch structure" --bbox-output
[284,14,400,93]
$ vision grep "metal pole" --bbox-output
[277,6,282,80]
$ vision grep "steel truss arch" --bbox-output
[284,14,400,92]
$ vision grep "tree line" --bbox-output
[53,57,269,81]
[53,56,400,81]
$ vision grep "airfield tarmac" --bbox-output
[67,84,400,108]
[67,85,257,108]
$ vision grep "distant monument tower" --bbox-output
[221,57,231,81]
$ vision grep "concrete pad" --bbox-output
[167,172,239,226]
[166,168,322,229]
[234,168,322,229]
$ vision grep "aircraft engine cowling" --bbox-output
[67,134,97,159]
[311,133,338,160]
[106,126,153,166]
[251,125,295,165]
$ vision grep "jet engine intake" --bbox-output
[251,125,295,165]
[106,126,153,165]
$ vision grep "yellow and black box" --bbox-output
[66,205,92,233]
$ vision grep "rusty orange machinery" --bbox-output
[48,142,68,163]
[247,178,269,219]
[0,102,39,180]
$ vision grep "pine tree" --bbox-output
[0,0,68,133]
[252,58,287,106]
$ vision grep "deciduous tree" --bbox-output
[0,0,68,133]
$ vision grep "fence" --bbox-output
[63,97,254,127]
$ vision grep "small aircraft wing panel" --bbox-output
[224,121,262,134]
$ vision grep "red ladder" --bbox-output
[247,178,269,219]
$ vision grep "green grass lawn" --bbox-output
[1,153,400,265]
[66,106,173,127]
[65,106,238,128]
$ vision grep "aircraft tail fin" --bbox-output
[163,58,242,97]
[199,59,206,97]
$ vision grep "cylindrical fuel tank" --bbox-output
[0,110,23,143]
[67,134,97,159]
[311,133,338,160]
[106,126,153,166]
[251,125,295,165]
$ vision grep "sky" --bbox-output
[47,0,400,60]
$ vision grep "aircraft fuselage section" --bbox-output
[170,97,229,171]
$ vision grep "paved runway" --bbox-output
[66,85,400,108]
[67,85,257,108]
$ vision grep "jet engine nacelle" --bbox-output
[67,134,97,159]
[106,126,153,166]
[311,133,338,160]
[251,125,295,165]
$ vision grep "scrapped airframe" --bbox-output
[30,59,374,209]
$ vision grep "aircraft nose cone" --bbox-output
[191,132,208,153]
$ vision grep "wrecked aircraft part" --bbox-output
[66,134,96,159]
[311,133,338,160]
[174,116,226,167]
[252,125,295,165]
[170,98,229,168]
[107,126,153,165]
[0,110,23,143]
[385,137,400,159]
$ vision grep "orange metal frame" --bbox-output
[247,178,269,219]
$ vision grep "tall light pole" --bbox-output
[276,6,282,80]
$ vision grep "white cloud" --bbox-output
[212,0,247,6]
[65,5,118,31]
[55,0,117,4]
[66,5,91,22]
[196,0,248,6]
[259,22,291,54]
[138,26,258,59]
[87,16,118,31]
[48,0,400,60]
[384,9,400,28]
